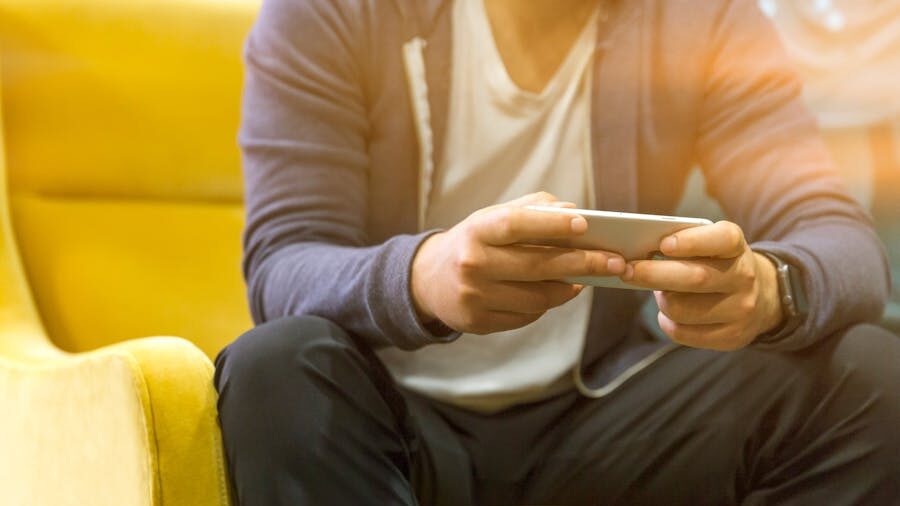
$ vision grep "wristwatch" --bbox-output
[755,251,809,344]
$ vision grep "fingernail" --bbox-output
[660,236,677,254]
[622,264,634,281]
[570,216,587,233]
[607,257,625,274]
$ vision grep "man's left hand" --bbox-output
[620,221,784,351]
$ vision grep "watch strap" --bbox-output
[755,251,807,344]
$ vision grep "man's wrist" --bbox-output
[753,250,809,345]
[754,251,785,336]
[411,233,458,337]
[411,232,441,324]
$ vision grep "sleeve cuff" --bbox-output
[380,230,461,350]
[749,241,819,350]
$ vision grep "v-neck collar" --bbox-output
[471,0,601,102]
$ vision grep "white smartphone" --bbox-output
[525,205,714,290]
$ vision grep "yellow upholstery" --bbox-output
[0,0,256,357]
[12,194,248,357]
[0,0,260,504]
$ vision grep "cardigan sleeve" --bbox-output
[696,0,890,350]
[240,0,457,349]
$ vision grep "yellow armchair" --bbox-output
[0,1,259,504]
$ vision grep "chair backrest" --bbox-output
[0,0,259,358]
[0,63,54,362]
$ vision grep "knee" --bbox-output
[827,323,900,451]
[214,315,356,402]
[829,323,900,385]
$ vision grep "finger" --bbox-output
[657,312,746,351]
[470,192,574,219]
[483,281,583,314]
[621,258,736,293]
[660,220,746,259]
[482,244,626,281]
[503,191,562,208]
[472,206,588,246]
[654,290,750,325]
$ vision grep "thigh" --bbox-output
[215,316,422,505]
[523,324,900,506]
[403,390,478,506]
[215,315,477,506]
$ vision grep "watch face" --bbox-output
[782,295,799,318]
[785,262,809,317]
[771,255,805,319]
[776,265,798,317]
[759,251,808,319]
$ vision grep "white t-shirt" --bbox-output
[378,0,599,412]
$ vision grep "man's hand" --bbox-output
[411,192,626,335]
[621,221,784,350]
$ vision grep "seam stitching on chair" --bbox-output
[120,352,164,506]
[11,190,244,208]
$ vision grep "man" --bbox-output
[214,0,900,504]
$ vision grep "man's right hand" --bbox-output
[411,192,626,335]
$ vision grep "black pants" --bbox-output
[214,316,900,505]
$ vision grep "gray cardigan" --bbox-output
[239,0,890,390]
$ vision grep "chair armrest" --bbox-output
[0,336,231,506]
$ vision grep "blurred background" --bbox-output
[679,0,900,333]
